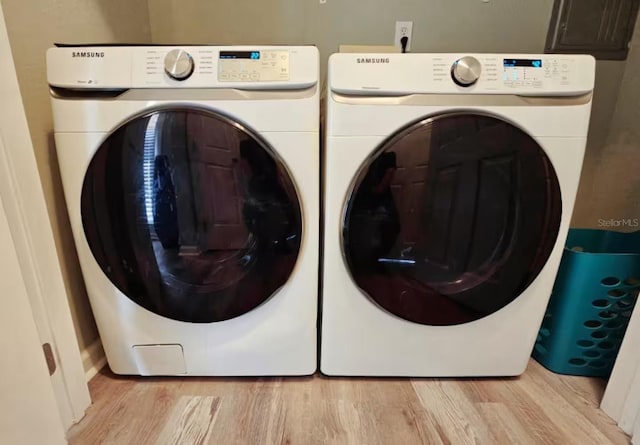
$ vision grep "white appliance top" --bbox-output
[47,45,318,90]
[329,53,595,96]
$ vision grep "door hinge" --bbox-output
[42,343,56,376]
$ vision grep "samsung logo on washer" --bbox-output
[356,57,390,64]
[72,51,105,58]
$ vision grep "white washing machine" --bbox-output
[47,45,319,376]
[321,53,595,376]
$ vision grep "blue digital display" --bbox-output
[220,51,260,60]
[503,59,542,68]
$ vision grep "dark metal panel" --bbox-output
[546,0,639,60]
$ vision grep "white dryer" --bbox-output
[321,53,595,376]
[47,45,319,376]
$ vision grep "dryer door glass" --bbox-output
[343,113,562,326]
[81,109,302,323]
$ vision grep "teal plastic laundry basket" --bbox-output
[533,229,640,377]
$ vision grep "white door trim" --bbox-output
[0,2,90,430]
[620,363,640,433]
[602,302,640,434]
[0,167,66,445]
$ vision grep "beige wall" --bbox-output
[1,0,151,352]
[149,0,555,70]
[571,60,625,227]
[1,0,637,355]
[148,0,637,230]
[573,18,640,229]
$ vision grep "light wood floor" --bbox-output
[68,359,629,445]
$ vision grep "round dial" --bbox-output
[164,49,194,81]
[451,56,482,87]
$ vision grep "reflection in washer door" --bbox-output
[81,109,302,323]
[344,113,562,326]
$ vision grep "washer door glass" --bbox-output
[82,109,302,323]
[343,113,562,326]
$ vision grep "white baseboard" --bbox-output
[80,339,107,381]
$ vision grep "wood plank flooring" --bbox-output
[68,360,629,445]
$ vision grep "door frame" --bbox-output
[601,301,640,436]
[0,156,66,444]
[0,2,90,431]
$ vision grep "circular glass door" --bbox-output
[81,108,302,323]
[343,113,562,325]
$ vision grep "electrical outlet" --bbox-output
[394,21,413,52]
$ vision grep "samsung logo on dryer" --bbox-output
[356,57,390,64]
[72,51,105,58]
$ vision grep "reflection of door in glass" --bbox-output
[186,115,247,252]
[419,117,519,288]
[82,108,302,323]
[388,124,431,253]
[344,113,562,326]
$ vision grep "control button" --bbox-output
[219,72,230,80]
[250,73,259,80]
[524,81,533,87]
[451,56,482,87]
[230,73,239,80]
[164,49,195,81]
[240,73,250,80]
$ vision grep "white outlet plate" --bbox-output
[394,21,413,52]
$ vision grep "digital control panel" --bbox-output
[46,46,319,90]
[500,57,570,88]
[218,50,290,82]
[328,53,595,97]
[429,55,576,91]
[502,58,544,87]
